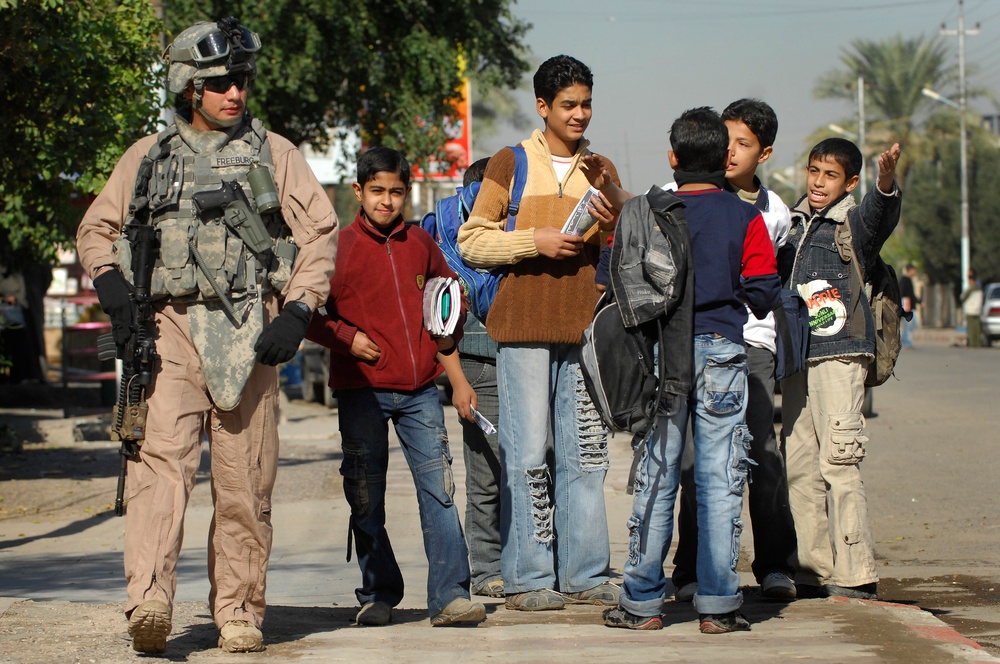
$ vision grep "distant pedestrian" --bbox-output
[961,274,983,348]
[899,264,920,348]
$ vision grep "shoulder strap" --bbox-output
[506,145,528,231]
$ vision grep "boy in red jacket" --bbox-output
[306,147,485,627]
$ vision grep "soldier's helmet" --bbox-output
[165,17,261,94]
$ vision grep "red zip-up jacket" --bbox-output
[306,210,464,391]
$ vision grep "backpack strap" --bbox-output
[506,145,528,231]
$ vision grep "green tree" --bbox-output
[902,113,1000,286]
[164,1,530,174]
[814,34,953,183]
[0,0,162,264]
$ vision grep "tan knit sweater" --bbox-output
[457,129,620,344]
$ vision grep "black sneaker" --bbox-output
[826,583,878,600]
[699,611,750,634]
[796,583,830,599]
[603,605,663,630]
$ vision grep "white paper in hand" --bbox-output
[561,186,600,235]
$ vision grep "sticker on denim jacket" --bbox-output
[798,279,847,336]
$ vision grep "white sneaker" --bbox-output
[761,572,797,600]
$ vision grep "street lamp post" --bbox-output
[922,86,969,287]
[939,0,979,286]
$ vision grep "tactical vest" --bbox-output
[113,117,296,318]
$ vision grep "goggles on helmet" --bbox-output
[173,25,261,65]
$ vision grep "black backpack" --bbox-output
[580,293,666,436]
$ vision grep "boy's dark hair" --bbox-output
[463,157,491,188]
[669,107,728,173]
[533,55,593,106]
[357,146,411,188]
[721,98,778,149]
[808,138,863,179]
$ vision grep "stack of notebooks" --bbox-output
[423,276,462,337]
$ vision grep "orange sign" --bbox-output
[412,79,472,180]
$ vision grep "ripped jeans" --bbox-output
[337,383,471,616]
[620,334,750,617]
[497,343,611,594]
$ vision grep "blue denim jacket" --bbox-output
[783,183,901,361]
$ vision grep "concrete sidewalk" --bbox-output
[1,358,998,662]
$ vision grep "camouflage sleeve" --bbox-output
[75,134,158,277]
[270,133,338,311]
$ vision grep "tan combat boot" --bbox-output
[127,600,171,653]
[218,620,265,652]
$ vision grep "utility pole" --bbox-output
[857,74,867,199]
[941,0,979,285]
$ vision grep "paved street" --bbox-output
[0,330,997,662]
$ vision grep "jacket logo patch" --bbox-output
[799,280,847,336]
[416,275,425,290]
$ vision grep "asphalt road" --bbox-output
[0,334,997,660]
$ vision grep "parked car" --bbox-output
[981,282,1000,346]
[298,340,335,407]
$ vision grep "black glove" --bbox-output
[254,302,311,366]
[93,269,134,349]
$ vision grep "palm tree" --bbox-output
[814,34,955,184]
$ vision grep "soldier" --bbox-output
[76,18,337,654]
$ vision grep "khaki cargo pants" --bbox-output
[781,356,878,589]
[123,303,279,629]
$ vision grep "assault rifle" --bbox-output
[98,223,160,516]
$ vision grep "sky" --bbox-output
[479,0,1000,194]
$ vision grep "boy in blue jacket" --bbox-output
[603,107,779,633]
[306,147,485,627]
[781,139,901,601]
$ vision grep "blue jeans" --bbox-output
[337,383,471,616]
[497,343,611,594]
[620,334,751,617]
[902,311,918,348]
[672,345,797,585]
[458,355,502,590]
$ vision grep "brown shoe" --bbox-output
[127,600,171,653]
[218,620,265,652]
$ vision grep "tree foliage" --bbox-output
[902,113,1000,287]
[0,0,162,264]
[164,1,530,174]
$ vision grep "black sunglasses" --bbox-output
[202,73,252,93]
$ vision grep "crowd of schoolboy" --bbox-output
[307,54,902,635]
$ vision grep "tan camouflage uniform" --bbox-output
[76,118,336,630]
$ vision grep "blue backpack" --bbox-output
[421,146,528,323]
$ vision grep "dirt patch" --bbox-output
[880,576,1000,657]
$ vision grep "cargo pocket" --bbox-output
[157,221,196,298]
[827,411,867,465]
[340,448,369,516]
[705,351,747,415]
[727,424,753,494]
[195,222,231,299]
[626,515,642,567]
